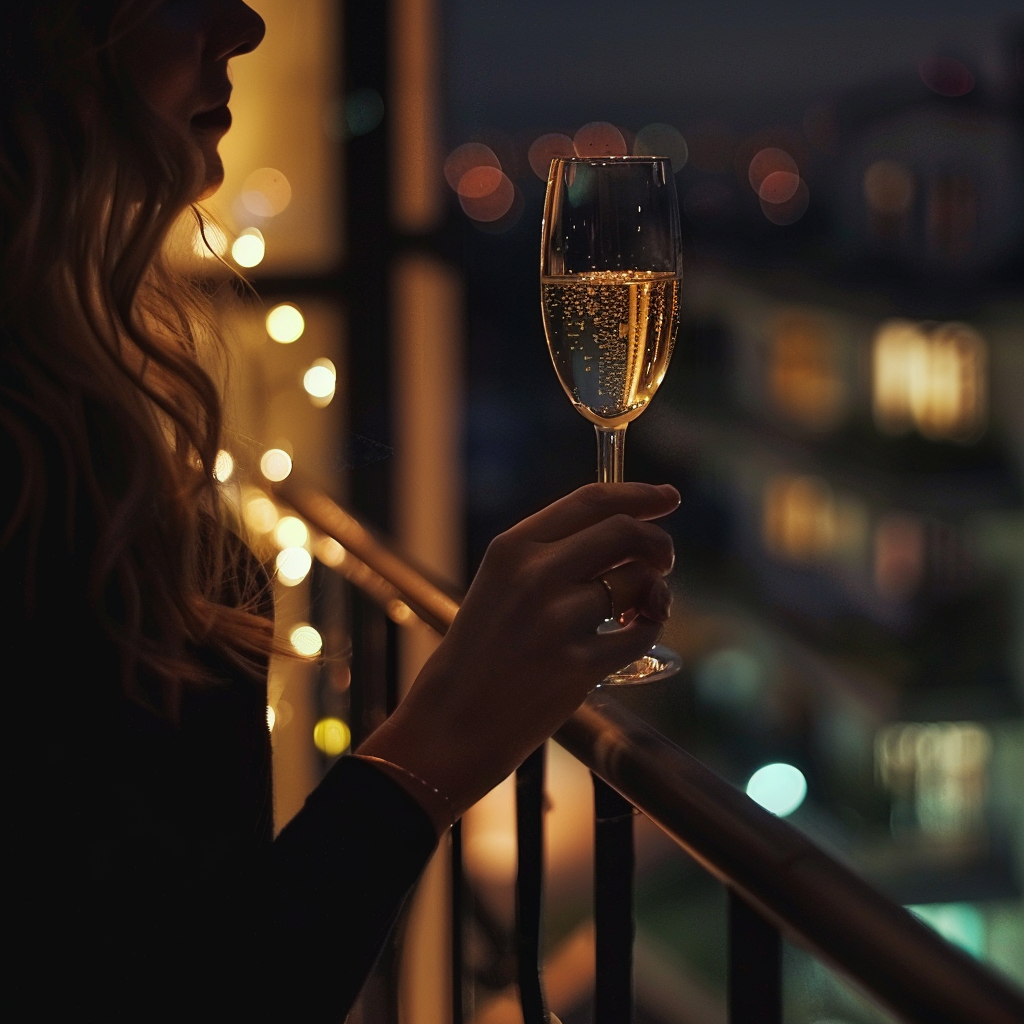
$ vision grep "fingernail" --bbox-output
[659,484,681,506]
[647,579,672,621]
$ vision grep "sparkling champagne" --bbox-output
[542,270,679,429]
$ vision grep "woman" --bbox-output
[0,1,678,1018]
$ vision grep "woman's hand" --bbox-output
[356,482,679,831]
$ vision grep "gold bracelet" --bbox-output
[354,754,456,832]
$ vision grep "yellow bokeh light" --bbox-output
[872,320,986,440]
[313,717,351,757]
[260,448,292,482]
[240,167,293,218]
[273,515,309,550]
[231,227,265,268]
[289,623,323,657]
[276,546,312,586]
[266,303,305,344]
[303,359,336,399]
[213,449,234,483]
[243,492,278,534]
[266,705,276,732]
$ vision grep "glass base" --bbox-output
[595,625,681,685]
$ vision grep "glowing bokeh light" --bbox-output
[746,763,807,817]
[918,56,974,97]
[527,133,576,180]
[761,179,809,225]
[864,160,915,215]
[275,546,312,586]
[444,143,500,192]
[213,449,234,483]
[240,167,292,218]
[231,227,265,268]
[260,448,292,482]
[313,717,351,757]
[458,166,515,222]
[265,303,305,344]
[273,515,309,550]
[303,358,337,399]
[289,624,323,657]
[573,122,628,158]
[758,170,801,205]
[266,705,276,732]
[634,123,688,172]
[243,493,278,534]
[748,148,798,193]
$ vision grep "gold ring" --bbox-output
[597,577,617,621]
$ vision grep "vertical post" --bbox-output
[593,775,635,1024]
[728,891,782,1024]
[516,745,550,1024]
[451,819,464,1024]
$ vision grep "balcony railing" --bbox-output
[278,477,1024,1024]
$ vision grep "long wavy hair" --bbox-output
[0,2,274,714]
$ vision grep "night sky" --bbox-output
[445,0,1022,136]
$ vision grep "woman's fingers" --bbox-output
[596,562,672,624]
[551,512,675,581]
[511,482,679,543]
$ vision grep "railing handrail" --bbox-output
[277,477,1024,1024]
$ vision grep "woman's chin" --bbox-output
[197,156,225,200]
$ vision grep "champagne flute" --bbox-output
[541,156,682,684]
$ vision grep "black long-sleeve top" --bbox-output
[3,399,438,1021]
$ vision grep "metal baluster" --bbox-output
[516,744,550,1024]
[451,819,465,1024]
[593,775,635,1024]
[728,890,782,1024]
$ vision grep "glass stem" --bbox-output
[595,426,627,484]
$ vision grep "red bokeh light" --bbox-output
[573,122,628,158]
[458,166,515,222]
[528,133,576,180]
[748,147,798,193]
[444,143,500,192]
[918,56,974,97]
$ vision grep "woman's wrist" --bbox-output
[351,751,455,839]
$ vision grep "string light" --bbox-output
[260,448,292,482]
[313,718,351,757]
[289,624,323,657]
[273,515,309,550]
[213,449,235,483]
[231,227,265,268]
[276,546,312,585]
[266,303,305,343]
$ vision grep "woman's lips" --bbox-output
[191,105,232,132]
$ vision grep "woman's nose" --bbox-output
[213,0,266,61]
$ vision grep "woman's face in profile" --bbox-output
[122,0,265,196]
